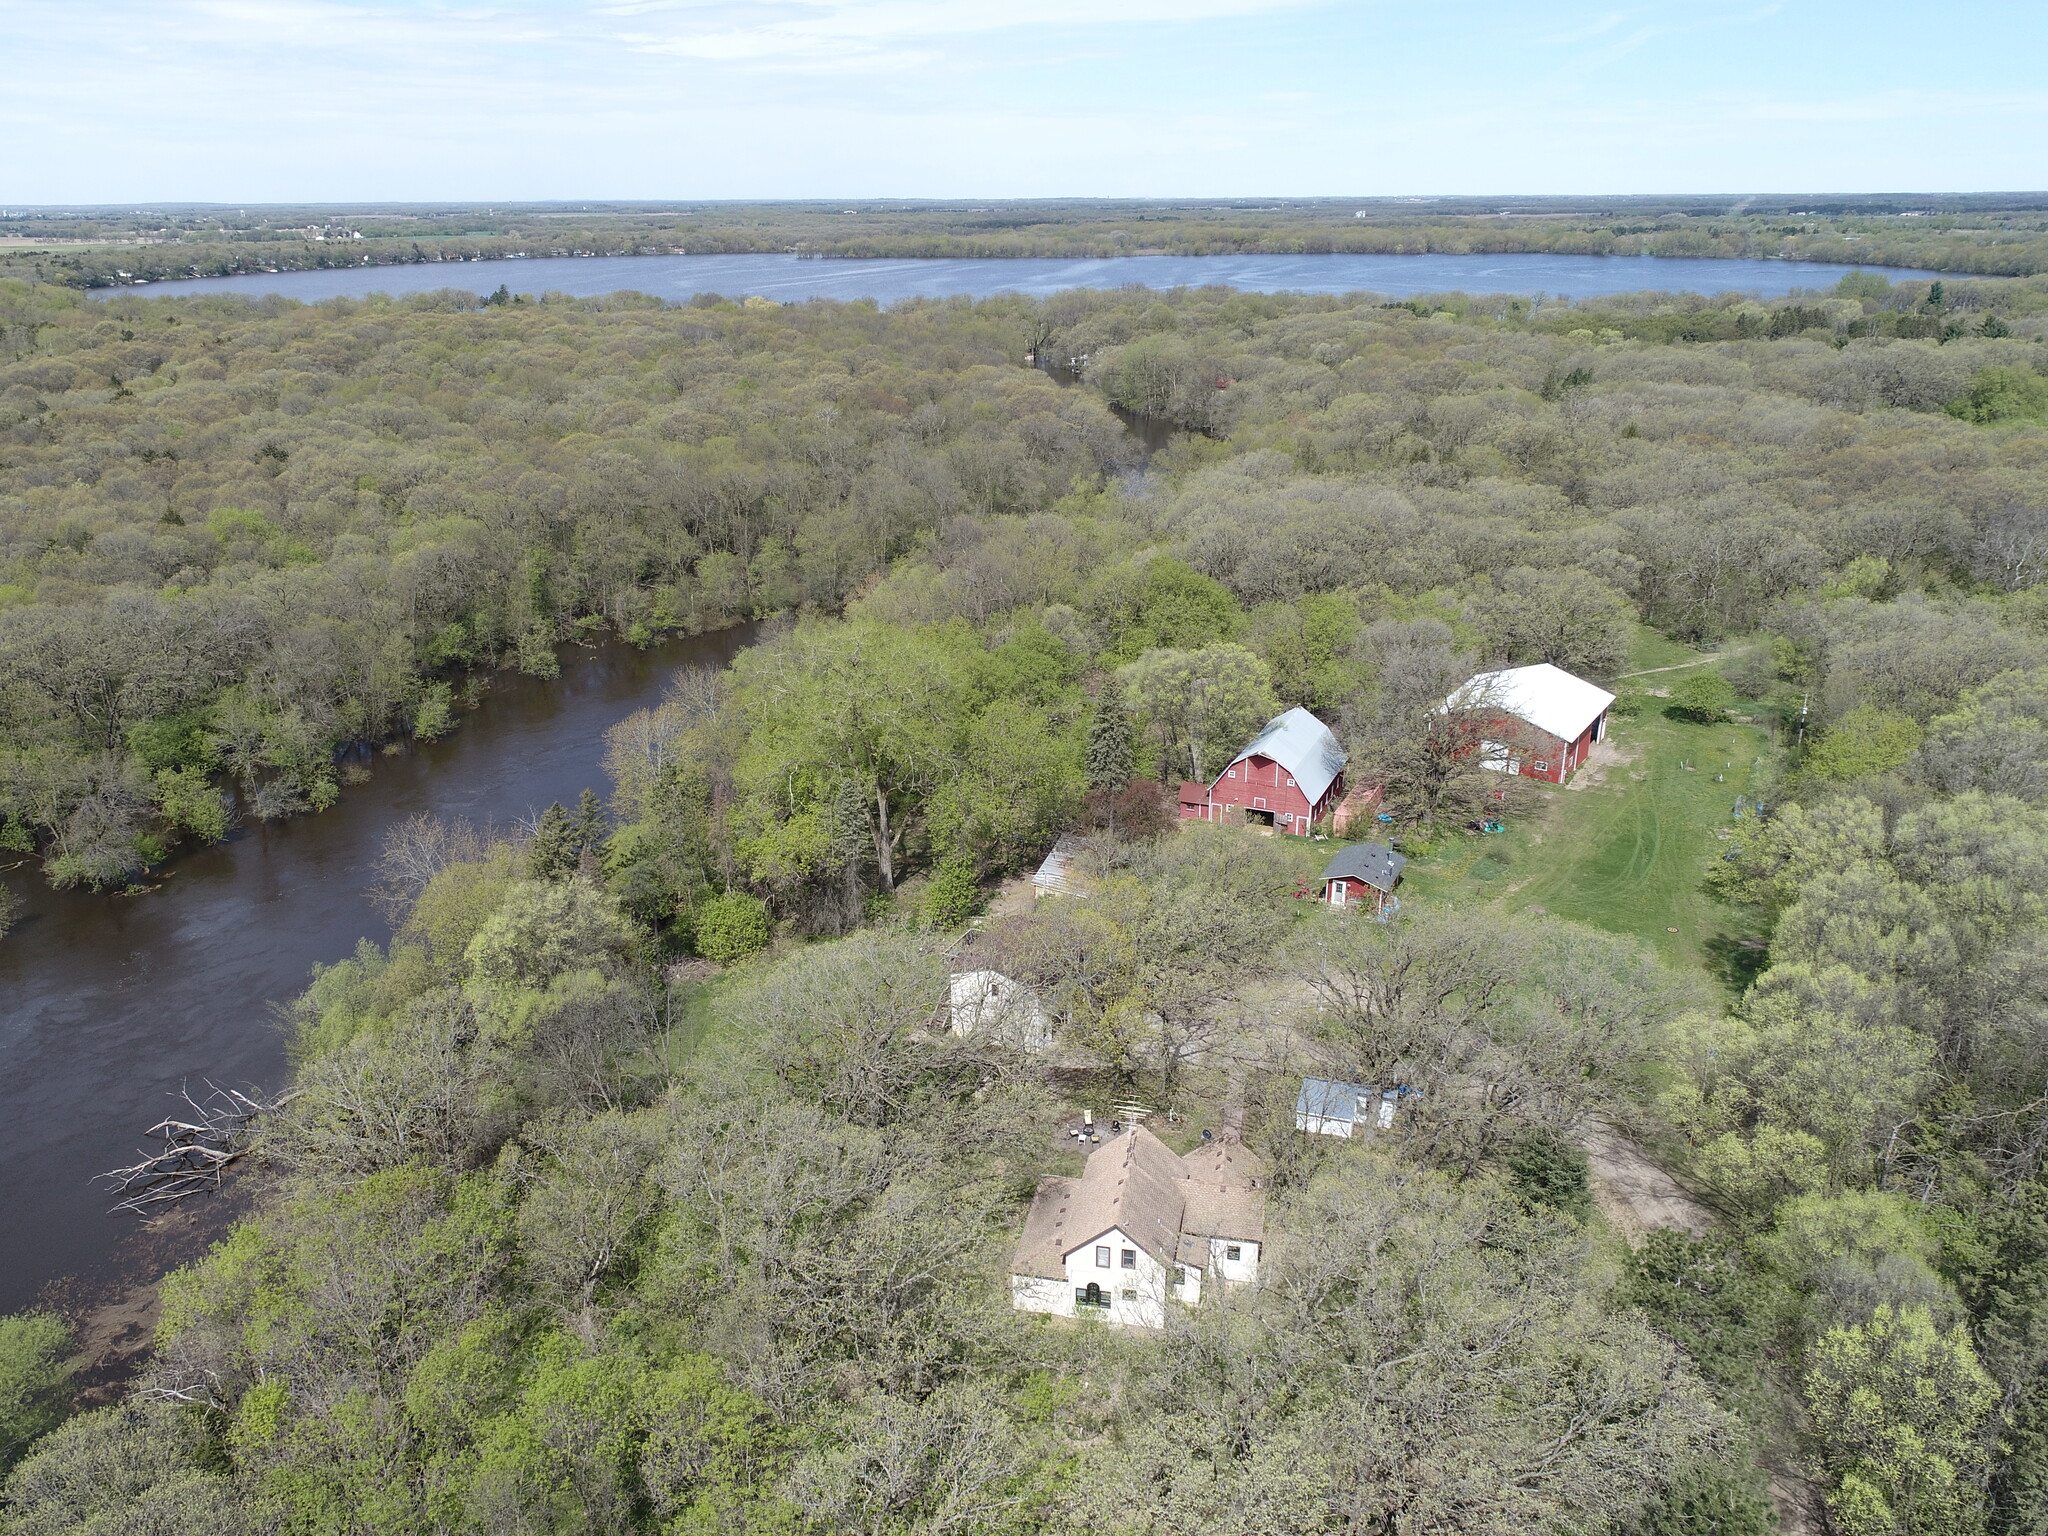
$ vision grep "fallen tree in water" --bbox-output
[96,1082,292,1216]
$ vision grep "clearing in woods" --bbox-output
[1397,644,1773,976]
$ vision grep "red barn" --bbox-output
[1179,707,1346,835]
[1451,663,1615,785]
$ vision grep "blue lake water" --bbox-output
[110,251,1941,306]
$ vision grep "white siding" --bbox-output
[1065,1226,1170,1329]
[949,970,1054,1053]
[1295,1110,1355,1138]
[1009,1275,1072,1318]
[1209,1236,1260,1287]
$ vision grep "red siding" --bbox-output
[1477,709,1607,785]
[1183,754,1343,834]
[1323,875,1388,910]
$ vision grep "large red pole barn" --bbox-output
[1451,663,1616,785]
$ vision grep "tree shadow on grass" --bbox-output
[1703,933,1770,991]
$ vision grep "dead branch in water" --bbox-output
[97,1081,297,1216]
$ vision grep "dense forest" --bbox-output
[11,195,2048,288]
[6,266,2048,1532]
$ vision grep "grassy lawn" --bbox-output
[1621,626,1713,676]
[1396,705,1772,978]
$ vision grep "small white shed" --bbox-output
[1295,1077,1398,1137]
[948,969,1055,1054]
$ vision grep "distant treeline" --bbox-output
[11,199,2048,288]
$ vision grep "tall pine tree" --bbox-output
[1087,677,1135,791]
[528,802,578,881]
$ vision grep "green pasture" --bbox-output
[1396,706,1772,978]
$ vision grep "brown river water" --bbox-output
[0,625,756,1320]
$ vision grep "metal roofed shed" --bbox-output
[1295,1077,1399,1137]
[1452,663,1615,745]
[1448,663,1616,785]
[1226,707,1347,807]
[1032,833,1087,898]
[1296,1078,1362,1137]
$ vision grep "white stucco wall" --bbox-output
[1209,1236,1260,1287]
[1009,1274,1073,1318]
[1065,1226,1170,1329]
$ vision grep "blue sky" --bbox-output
[2,0,2043,201]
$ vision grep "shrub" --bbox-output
[691,891,771,963]
[1666,671,1737,724]
[0,1311,74,1470]
[1502,1126,1591,1220]
[1618,1459,1776,1536]
[918,857,983,930]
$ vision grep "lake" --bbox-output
[0,625,755,1317]
[109,251,1941,306]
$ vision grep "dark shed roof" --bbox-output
[1319,841,1407,893]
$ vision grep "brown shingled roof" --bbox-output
[1012,1174,1079,1281]
[1178,1138,1267,1245]
[1057,1126,1187,1266]
[1011,1126,1270,1281]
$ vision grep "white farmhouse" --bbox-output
[947,969,1055,1054]
[1009,1125,1265,1328]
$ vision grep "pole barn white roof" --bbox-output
[1452,663,1615,744]
[1224,707,1347,805]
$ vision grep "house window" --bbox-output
[1226,769,1236,778]
[1286,777,1295,786]
[1532,761,1549,773]
[1179,1265,1196,1286]
[1077,1282,1109,1309]
[1225,1245,1242,1261]
[1121,1248,1137,1269]
[1120,1288,1138,1302]
[1095,1246,1110,1268]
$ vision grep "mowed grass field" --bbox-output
[1396,632,1775,977]
[1398,709,1771,972]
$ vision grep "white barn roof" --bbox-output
[1224,707,1346,805]
[1452,663,1614,745]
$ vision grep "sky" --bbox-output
[2,0,2044,202]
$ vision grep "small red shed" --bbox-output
[1319,842,1407,911]
[1450,664,1615,785]
[1179,707,1346,835]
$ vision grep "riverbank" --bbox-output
[0,626,755,1318]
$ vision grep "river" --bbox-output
[0,625,755,1317]
[105,251,1942,307]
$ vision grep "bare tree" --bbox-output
[370,811,494,919]
[1972,502,2048,593]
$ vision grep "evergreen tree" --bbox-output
[573,788,607,856]
[528,801,578,881]
[1086,677,1134,792]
